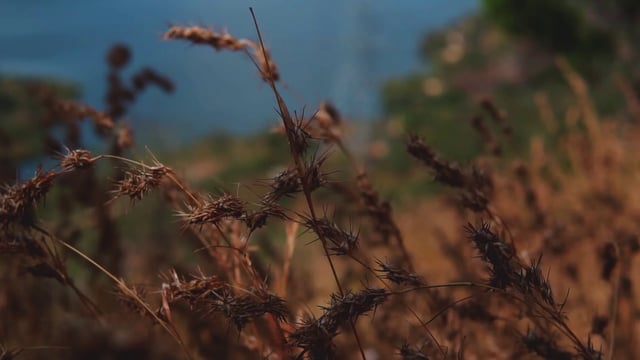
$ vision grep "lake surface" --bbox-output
[1,0,478,146]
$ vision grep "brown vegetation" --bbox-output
[2,10,640,360]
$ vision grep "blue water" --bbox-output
[0,0,478,146]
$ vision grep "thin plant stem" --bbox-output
[249,7,367,359]
[32,225,195,360]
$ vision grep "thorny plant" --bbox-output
[1,8,639,360]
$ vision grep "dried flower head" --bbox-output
[59,148,97,172]
[244,201,288,231]
[305,217,359,256]
[162,270,227,304]
[516,255,557,308]
[1,168,56,227]
[162,271,287,332]
[44,97,115,133]
[290,288,387,355]
[111,166,168,203]
[375,260,424,286]
[286,115,312,158]
[407,135,467,188]
[251,44,280,82]
[301,151,330,192]
[264,167,301,202]
[178,193,246,226]
[206,289,288,331]
[107,44,131,69]
[464,222,515,289]
[164,25,251,51]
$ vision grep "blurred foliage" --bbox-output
[0,77,77,180]
[4,2,640,202]
[482,0,614,68]
[161,1,640,201]
[381,2,639,178]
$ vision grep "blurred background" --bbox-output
[3,0,640,220]
[2,0,638,183]
[0,0,477,146]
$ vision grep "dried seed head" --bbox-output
[288,315,336,358]
[407,135,467,188]
[263,155,327,203]
[290,288,387,354]
[287,117,312,157]
[111,166,168,203]
[517,256,557,307]
[375,260,424,286]
[464,222,515,289]
[162,270,227,304]
[164,25,251,51]
[305,217,359,256]
[163,25,279,82]
[162,271,287,332]
[93,112,115,133]
[322,288,387,324]
[107,44,131,69]
[250,44,279,82]
[208,289,288,332]
[265,167,301,202]
[245,201,288,231]
[178,193,246,226]
[1,169,56,227]
[59,148,96,172]
[295,150,331,196]
[44,97,114,133]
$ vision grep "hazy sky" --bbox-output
[1,0,479,144]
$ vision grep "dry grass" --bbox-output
[2,9,640,360]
